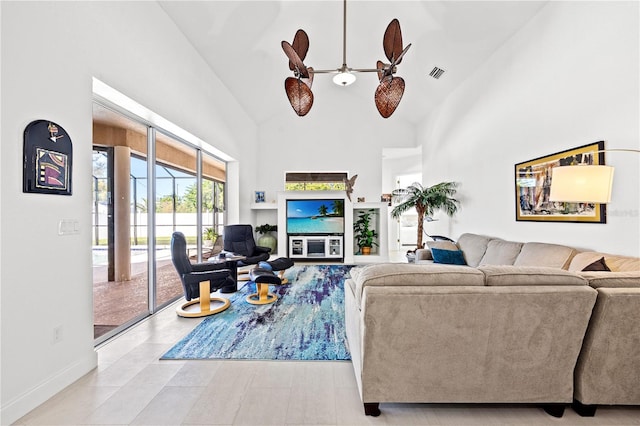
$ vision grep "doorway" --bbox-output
[381,146,422,253]
[395,173,422,249]
[92,102,227,343]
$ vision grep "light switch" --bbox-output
[58,219,80,235]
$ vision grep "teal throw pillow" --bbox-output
[431,248,467,265]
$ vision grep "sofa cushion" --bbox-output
[513,242,577,269]
[582,257,611,272]
[415,248,433,261]
[456,233,494,267]
[478,265,588,286]
[415,241,460,262]
[426,240,459,251]
[600,255,639,272]
[432,248,467,265]
[352,263,484,306]
[480,240,523,266]
[569,252,640,273]
[578,271,640,288]
[416,241,460,261]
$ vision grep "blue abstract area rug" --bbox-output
[161,264,353,361]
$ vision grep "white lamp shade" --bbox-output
[333,71,356,86]
[549,165,615,203]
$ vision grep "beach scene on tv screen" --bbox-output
[287,199,344,234]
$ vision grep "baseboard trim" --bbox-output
[1,350,97,425]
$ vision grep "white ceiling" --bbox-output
[159,1,548,125]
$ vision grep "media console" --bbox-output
[288,235,343,260]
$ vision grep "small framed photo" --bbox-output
[381,193,392,205]
[255,191,265,203]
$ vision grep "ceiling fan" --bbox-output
[281,0,412,118]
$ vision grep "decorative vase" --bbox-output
[258,232,277,253]
[361,246,371,255]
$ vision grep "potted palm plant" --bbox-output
[353,209,379,255]
[203,227,218,247]
[391,182,460,251]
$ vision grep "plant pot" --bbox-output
[361,246,371,255]
[257,233,277,253]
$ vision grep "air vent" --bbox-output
[429,67,445,79]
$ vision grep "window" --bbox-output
[285,172,347,191]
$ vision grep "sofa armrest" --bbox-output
[578,271,640,288]
[352,263,483,307]
[415,248,432,261]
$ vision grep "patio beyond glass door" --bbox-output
[92,105,151,341]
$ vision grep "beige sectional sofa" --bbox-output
[344,233,640,417]
[569,252,640,416]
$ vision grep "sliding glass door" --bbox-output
[92,102,226,343]
[203,153,226,252]
[154,131,197,308]
[92,105,151,341]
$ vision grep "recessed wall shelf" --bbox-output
[250,203,277,210]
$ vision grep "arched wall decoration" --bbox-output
[23,119,73,195]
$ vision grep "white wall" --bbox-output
[419,1,640,256]
[257,88,416,204]
[381,147,422,194]
[0,2,256,423]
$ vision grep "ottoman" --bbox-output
[247,267,280,305]
[258,257,295,284]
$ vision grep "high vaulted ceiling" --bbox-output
[159,1,547,125]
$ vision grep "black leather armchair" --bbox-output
[171,232,234,317]
[223,224,271,267]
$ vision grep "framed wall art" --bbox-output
[515,141,606,223]
[23,120,73,195]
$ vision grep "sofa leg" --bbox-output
[572,399,597,417]
[542,404,565,418]
[363,403,381,417]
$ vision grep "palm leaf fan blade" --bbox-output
[291,29,310,68]
[285,77,313,116]
[374,77,405,118]
[281,40,309,79]
[383,19,403,64]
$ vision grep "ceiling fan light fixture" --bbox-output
[282,0,410,116]
[333,69,356,86]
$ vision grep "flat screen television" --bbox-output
[286,199,345,234]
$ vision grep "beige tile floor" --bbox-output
[15,257,640,425]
